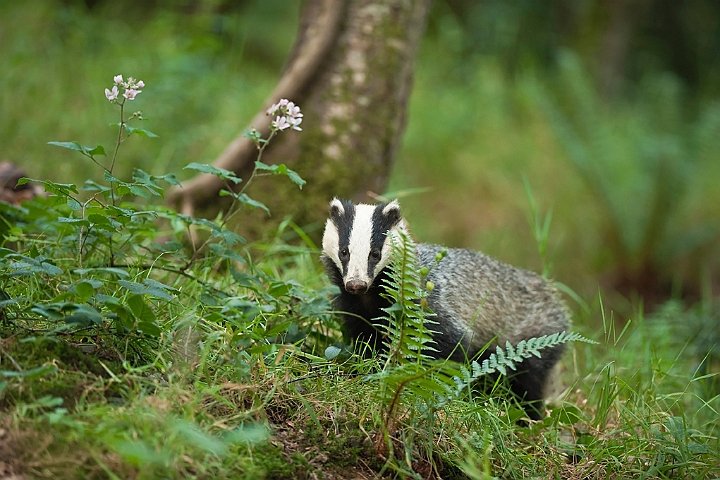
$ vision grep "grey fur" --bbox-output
[418,244,568,352]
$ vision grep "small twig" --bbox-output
[0,341,24,372]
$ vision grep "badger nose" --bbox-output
[345,279,368,294]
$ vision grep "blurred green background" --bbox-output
[2,0,719,316]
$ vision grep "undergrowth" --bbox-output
[0,73,718,480]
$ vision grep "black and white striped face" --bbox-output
[322,198,407,294]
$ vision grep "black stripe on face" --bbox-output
[330,200,356,276]
[368,202,402,277]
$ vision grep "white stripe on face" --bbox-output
[376,223,405,276]
[345,204,375,284]
[321,219,341,269]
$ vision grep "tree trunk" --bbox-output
[167,0,431,239]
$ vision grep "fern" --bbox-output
[452,331,595,394]
[378,230,439,366]
[370,228,596,463]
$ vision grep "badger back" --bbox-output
[321,198,408,293]
[416,244,569,356]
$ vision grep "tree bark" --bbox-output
[167,0,431,239]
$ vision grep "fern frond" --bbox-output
[378,230,438,366]
[452,331,597,393]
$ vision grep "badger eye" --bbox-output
[339,247,349,260]
[370,249,381,261]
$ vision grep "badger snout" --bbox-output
[344,279,369,294]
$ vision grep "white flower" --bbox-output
[105,85,119,101]
[290,116,303,131]
[266,102,279,116]
[136,80,145,89]
[123,89,140,100]
[272,116,290,131]
[267,99,302,131]
[113,75,123,85]
[287,104,302,119]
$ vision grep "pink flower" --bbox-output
[123,89,140,100]
[113,75,123,85]
[105,85,119,101]
[136,80,145,89]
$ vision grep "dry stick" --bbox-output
[166,0,344,216]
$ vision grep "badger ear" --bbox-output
[382,199,402,223]
[329,198,345,217]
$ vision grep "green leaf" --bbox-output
[66,197,82,211]
[325,346,341,360]
[119,280,174,302]
[284,168,306,188]
[209,244,247,262]
[265,320,293,337]
[237,194,270,215]
[104,171,122,183]
[108,303,135,329]
[229,270,259,289]
[268,281,291,298]
[158,172,181,186]
[47,141,106,157]
[87,145,107,156]
[87,213,120,228]
[142,278,179,293]
[0,296,26,309]
[137,321,162,337]
[74,281,95,299]
[254,162,306,189]
[124,125,158,138]
[184,163,242,184]
[82,179,112,194]
[211,229,246,247]
[127,294,156,323]
[47,141,85,152]
[73,267,130,278]
[32,179,79,196]
[64,305,103,326]
[129,184,153,200]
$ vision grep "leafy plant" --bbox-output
[0,75,311,388]
[368,229,593,476]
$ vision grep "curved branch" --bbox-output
[167,0,345,213]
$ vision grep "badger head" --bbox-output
[322,198,408,294]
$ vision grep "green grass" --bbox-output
[1,2,720,478]
[1,168,718,477]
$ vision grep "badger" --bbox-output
[321,198,569,419]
